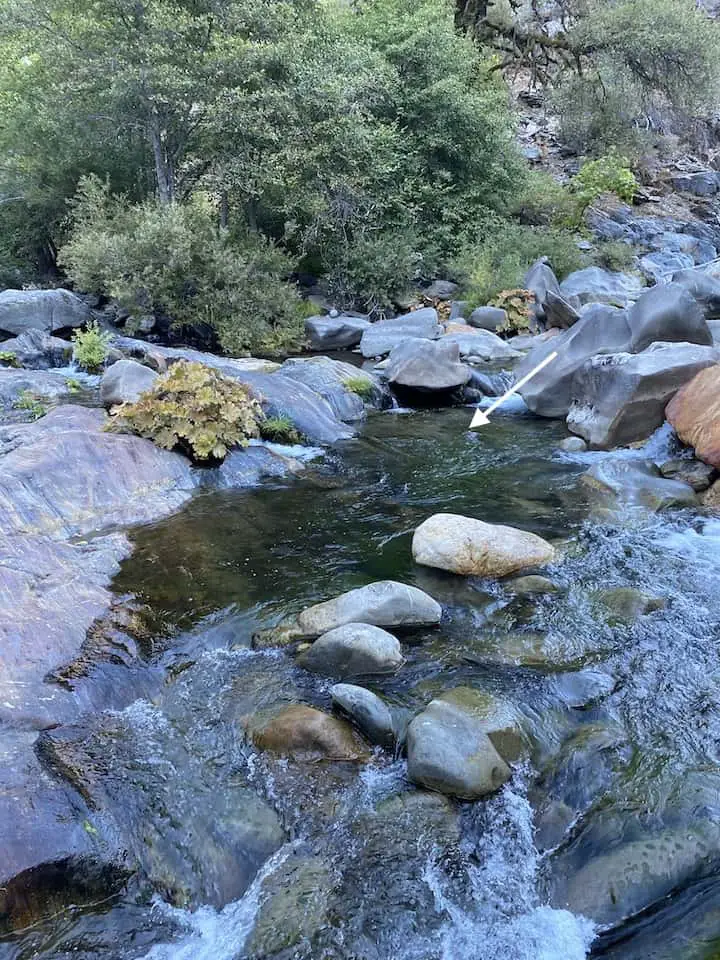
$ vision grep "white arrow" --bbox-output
[470,351,558,428]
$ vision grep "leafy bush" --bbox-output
[14,390,47,419]
[571,152,637,210]
[491,290,535,334]
[72,320,112,372]
[512,171,576,227]
[259,416,302,445]
[110,361,262,462]
[0,351,19,368]
[60,179,306,357]
[458,224,583,306]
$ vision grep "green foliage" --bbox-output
[110,361,262,462]
[60,179,305,356]
[14,390,47,419]
[512,171,576,227]
[0,351,19,368]
[344,376,376,401]
[491,289,535,334]
[72,320,112,372]
[571,152,637,212]
[591,240,637,273]
[457,224,583,306]
[65,377,82,393]
[259,416,302,445]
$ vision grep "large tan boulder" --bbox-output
[412,512,555,578]
[666,364,720,468]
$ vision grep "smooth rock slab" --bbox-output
[100,358,158,407]
[0,288,91,337]
[560,267,644,306]
[407,697,511,799]
[441,329,521,362]
[298,623,404,678]
[567,342,720,449]
[0,329,72,369]
[254,580,442,647]
[360,309,442,359]
[278,356,383,421]
[666,364,720,468]
[331,683,397,749]
[412,512,555,578]
[0,368,74,412]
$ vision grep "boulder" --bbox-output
[297,623,404,678]
[359,308,442,358]
[448,301,468,321]
[254,580,442,647]
[671,171,720,197]
[0,329,72,369]
[0,288,92,337]
[659,458,716,491]
[437,687,526,761]
[559,436,587,453]
[406,697,511,799]
[581,459,698,513]
[100,358,158,408]
[523,258,561,318]
[331,683,397,749]
[560,267,644,306]
[640,252,694,283]
[566,342,720,449]
[305,314,371,351]
[412,512,555,578]
[467,306,507,331]
[627,283,712,353]
[517,305,632,417]
[508,574,559,596]
[249,704,368,761]
[423,280,459,300]
[384,338,471,392]
[659,231,716,265]
[666,364,720,468]
[544,290,580,329]
[671,269,720,319]
[441,328,521,362]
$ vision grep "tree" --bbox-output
[456,0,720,152]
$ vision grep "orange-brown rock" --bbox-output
[250,705,369,761]
[666,365,720,468]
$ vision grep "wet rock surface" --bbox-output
[0,288,91,337]
[666,363,720,468]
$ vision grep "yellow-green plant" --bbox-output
[344,375,375,401]
[491,289,536,334]
[0,351,19,368]
[14,390,47,419]
[110,361,262,462]
[259,415,302,445]
[72,320,112,372]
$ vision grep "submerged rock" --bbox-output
[592,586,666,626]
[254,580,442,647]
[567,342,719,449]
[0,288,91,337]
[298,623,404,678]
[666,364,720,468]
[581,459,698,513]
[100,358,158,407]
[406,694,513,799]
[659,458,716,492]
[412,512,555,578]
[559,436,587,453]
[331,683,398,749]
[507,574,559,596]
[249,704,369,761]
[359,308,443,359]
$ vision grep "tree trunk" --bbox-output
[149,111,174,205]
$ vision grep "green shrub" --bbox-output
[60,179,306,358]
[344,375,376,400]
[72,320,112,372]
[14,390,47,419]
[512,170,576,227]
[457,224,583,306]
[571,152,637,211]
[259,416,302,445]
[591,240,637,273]
[0,351,19,368]
[109,361,262,462]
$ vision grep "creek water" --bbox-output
[4,401,720,960]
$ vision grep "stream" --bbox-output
[4,400,720,960]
